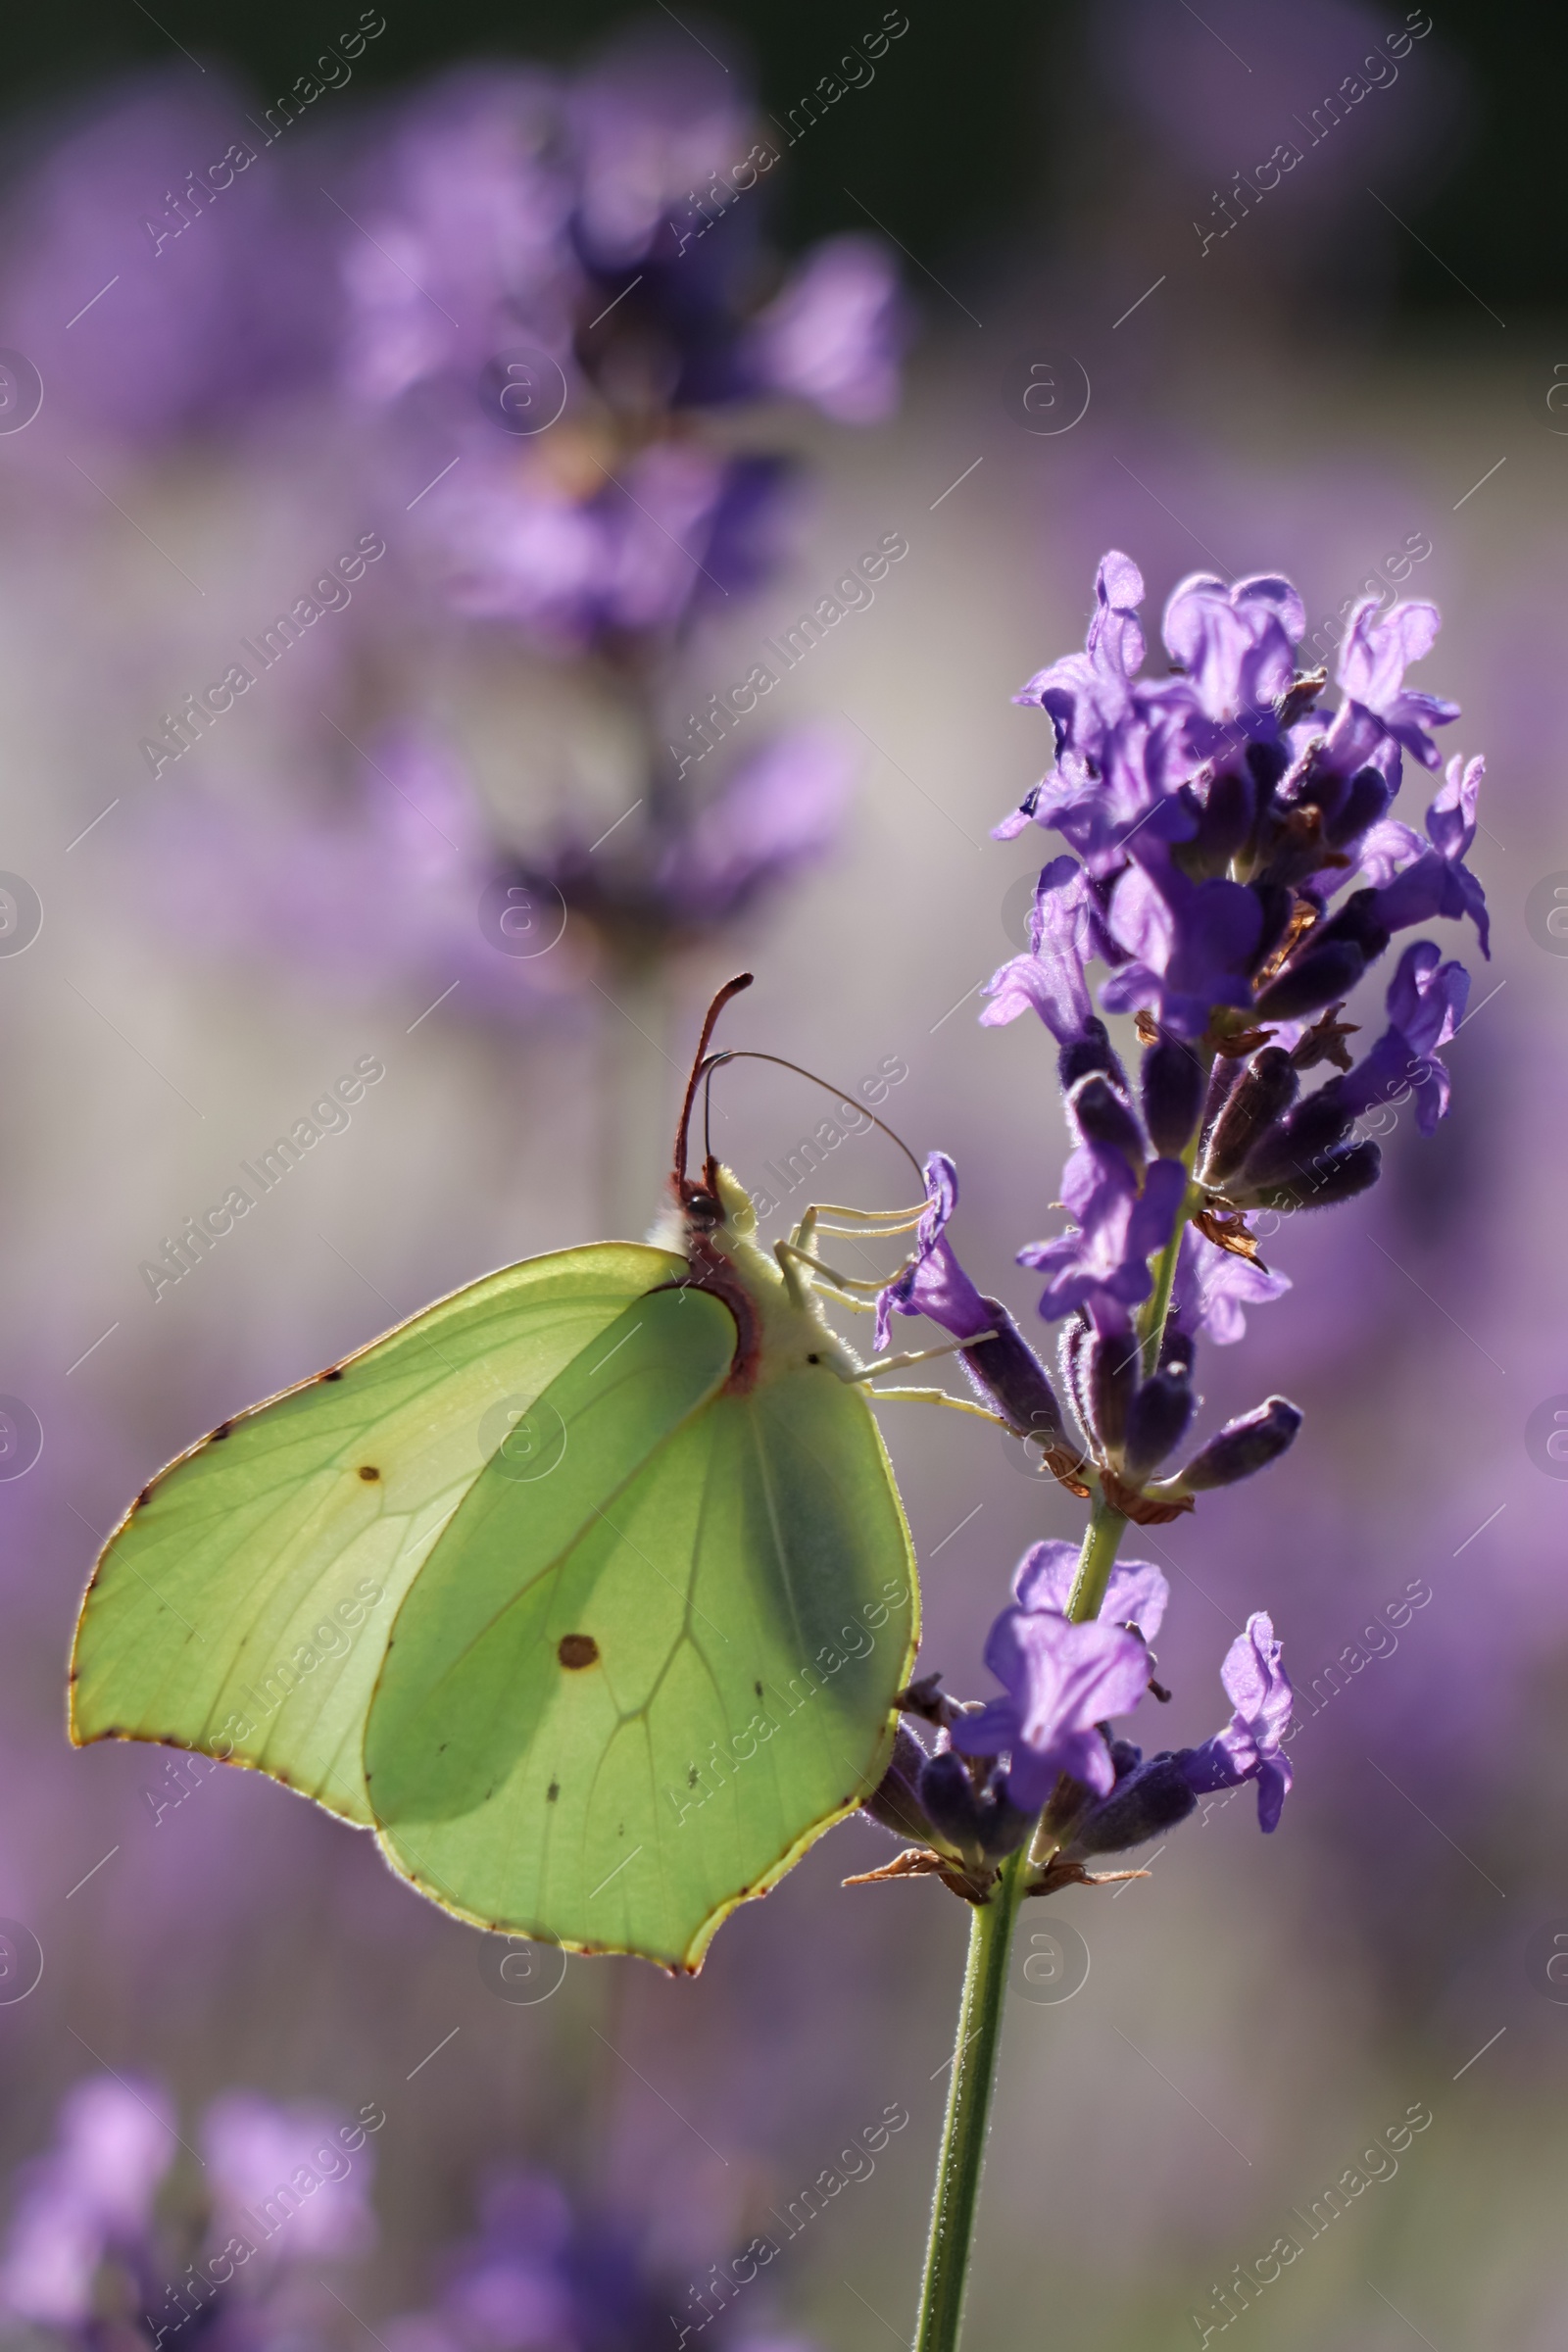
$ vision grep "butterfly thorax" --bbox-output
[671,1163,860,1397]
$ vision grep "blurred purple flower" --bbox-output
[203,2092,376,2259]
[514,721,857,960]
[337,70,573,409]
[0,72,332,454]
[745,235,903,422]
[1181,1612,1296,1832]
[387,2166,814,2352]
[0,2077,174,2326]
[339,44,901,662]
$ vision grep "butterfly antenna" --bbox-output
[674,973,754,1193]
[705,1049,927,1189]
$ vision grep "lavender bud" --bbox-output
[1176,1396,1302,1490]
[1067,1072,1145,1168]
[1200,1051,1243,1134]
[862,1722,935,1842]
[1058,1315,1095,1447]
[978,1775,1036,1859]
[1106,1737,1144,1780]
[1305,887,1393,962]
[1057,1015,1128,1095]
[1141,1036,1205,1156]
[917,1750,979,1841]
[1068,1754,1197,1855]
[1088,1328,1140,1456]
[1324,765,1391,848]
[1237,1087,1354,1191]
[962,1299,1069,1448]
[1159,1321,1197,1380]
[1248,1138,1381,1212]
[1252,940,1367,1023]
[1200,1047,1298,1185]
[1122,1366,1198,1484]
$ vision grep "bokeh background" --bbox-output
[1,2,1564,2347]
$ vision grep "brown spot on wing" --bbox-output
[358,1465,381,1482]
[558,1634,599,1670]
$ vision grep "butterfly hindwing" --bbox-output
[366,1328,917,1971]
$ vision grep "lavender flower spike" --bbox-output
[1181,1613,1296,1832]
[950,1606,1151,1811]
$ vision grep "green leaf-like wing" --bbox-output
[70,1244,693,1822]
[366,1332,917,1971]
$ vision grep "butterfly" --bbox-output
[71,978,980,1972]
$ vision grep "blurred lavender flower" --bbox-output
[0,2078,174,2327]
[383,2166,815,2352]
[70,32,906,1177]
[202,2094,376,2260]
[0,2078,376,2351]
[0,72,333,462]
[340,43,905,657]
[509,723,857,967]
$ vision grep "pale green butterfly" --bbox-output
[70,978,986,1972]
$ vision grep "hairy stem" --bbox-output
[912,1851,1029,2352]
[1065,1490,1132,1624]
[1136,1200,1191,1380]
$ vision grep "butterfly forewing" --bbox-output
[70,1244,688,1821]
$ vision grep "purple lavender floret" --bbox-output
[1017,1144,1187,1326]
[1010,1538,1169,1639]
[1181,1612,1296,1832]
[949,1606,1152,1811]
[873,1152,993,1352]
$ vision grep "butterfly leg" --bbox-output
[842,1333,996,1382]
[863,1385,1005,1424]
[774,1236,884,1312]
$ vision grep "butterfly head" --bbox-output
[677,1160,757,1245]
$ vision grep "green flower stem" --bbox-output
[910,1052,1218,2349]
[1064,1491,1132,1625]
[1137,1200,1191,1380]
[913,1849,1029,2352]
